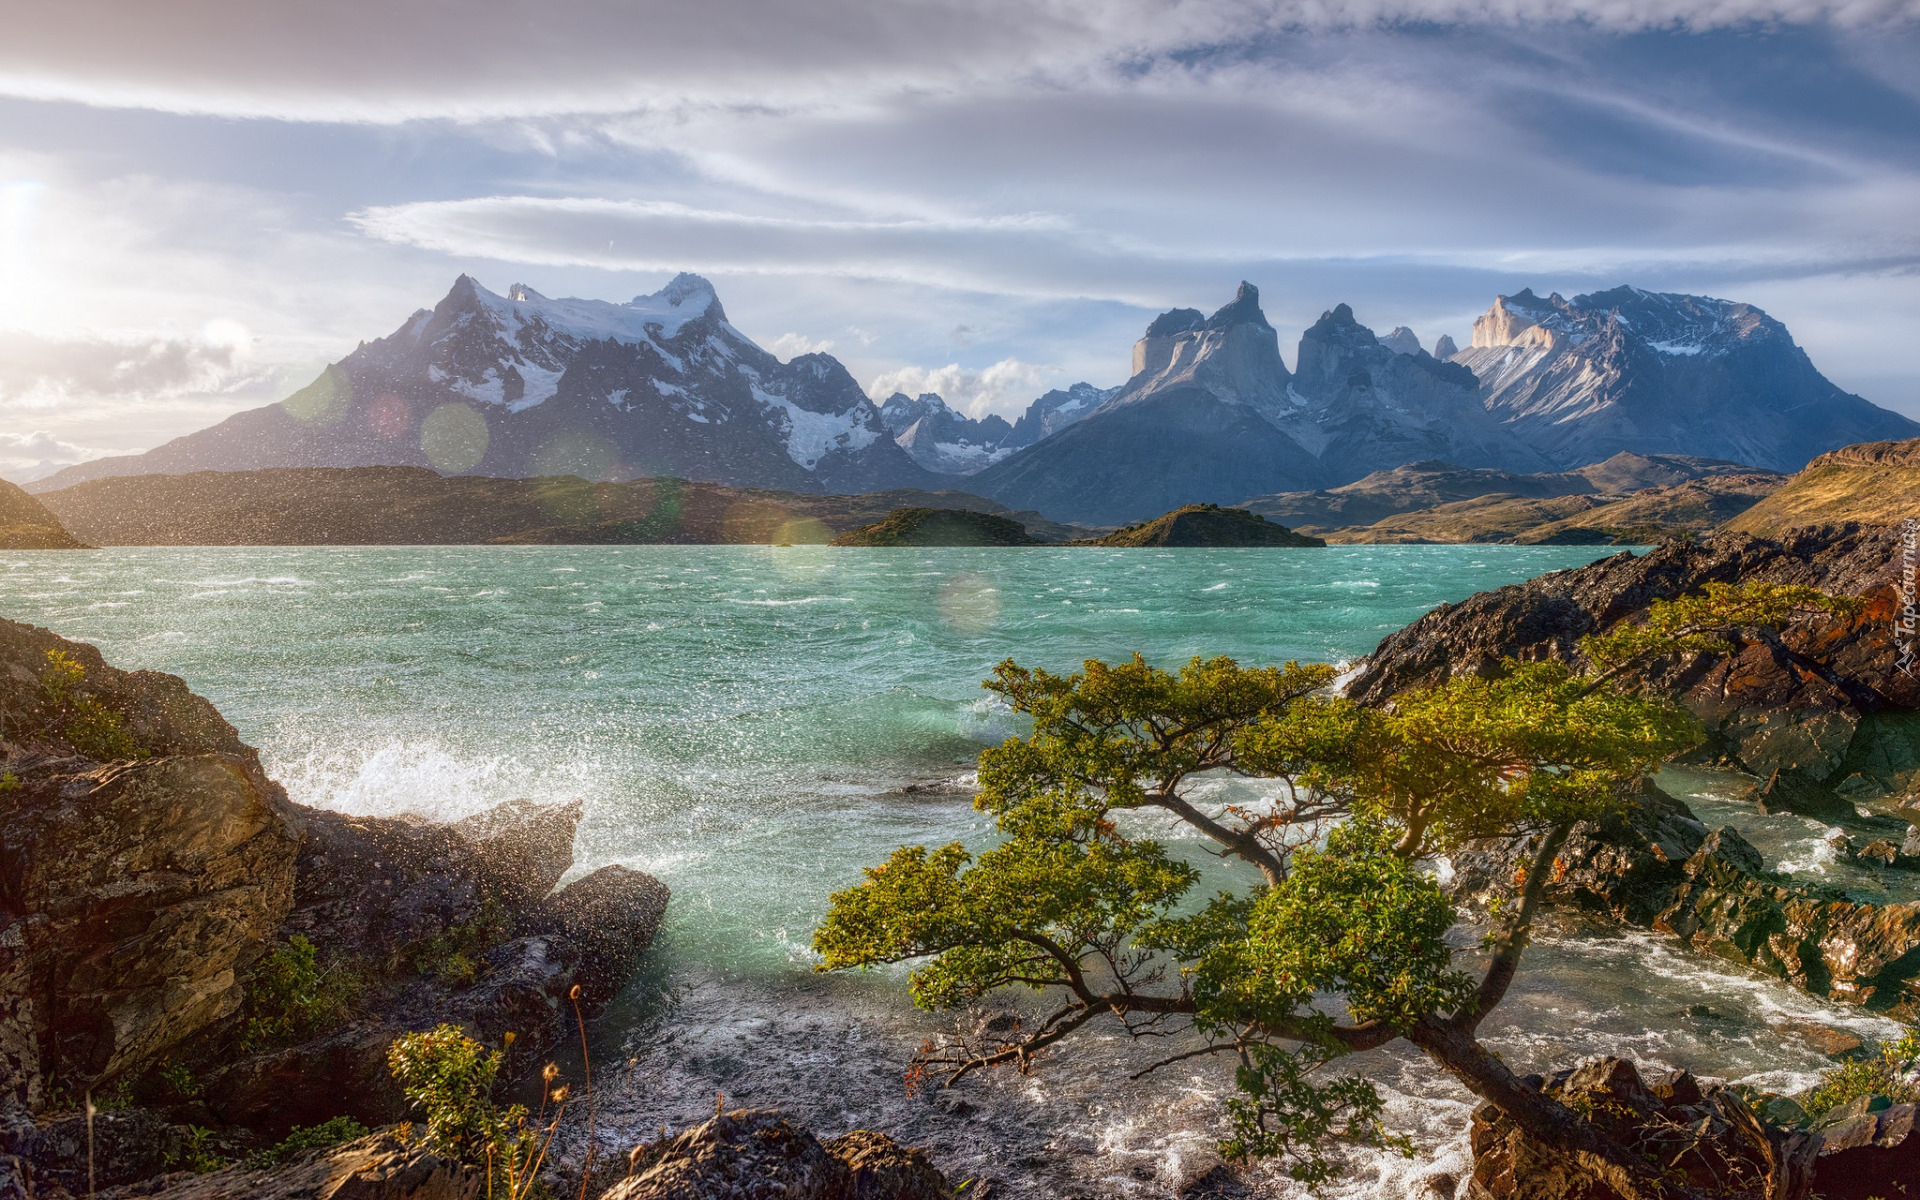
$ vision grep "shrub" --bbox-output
[0,771,19,794]
[159,1060,201,1100]
[249,1116,369,1168]
[407,894,513,987]
[1803,1032,1920,1121]
[243,936,359,1050]
[387,1024,569,1198]
[167,1126,229,1174]
[38,649,143,760]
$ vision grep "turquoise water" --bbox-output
[3,544,1902,1198]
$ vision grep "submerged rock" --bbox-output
[1450,782,1920,1016]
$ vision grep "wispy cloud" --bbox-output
[867,358,1059,418]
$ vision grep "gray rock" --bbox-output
[93,1132,476,1200]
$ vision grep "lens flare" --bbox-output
[421,403,488,472]
[282,365,353,426]
[938,572,1001,633]
[367,392,410,440]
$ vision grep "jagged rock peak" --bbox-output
[1145,307,1205,338]
[1380,326,1423,356]
[1432,333,1459,359]
[1205,281,1272,331]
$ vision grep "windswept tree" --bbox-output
[814,582,1858,1198]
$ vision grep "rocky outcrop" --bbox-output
[829,508,1041,547]
[1,619,300,1107]
[605,1111,950,1200]
[1451,783,1920,1016]
[93,1132,477,1200]
[0,481,87,550]
[1467,1058,1817,1200]
[203,801,668,1134]
[1,618,671,1195]
[1349,525,1920,812]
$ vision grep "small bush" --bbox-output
[407,894,513,987]
[387,1024,567,1199]
[38,649,143,760]
[1803,1031,1920,1120]
[0,771,19,794]
[249,1116,369,1168]
[166,1126,229,1174]
[243,936,359,1050]
[160,1060,201,1100]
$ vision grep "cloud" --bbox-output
[0,329,253,408]
[867,358,1059,418]
[0,1,1914,122]
[0,430,104,482]
[769,332,836,357]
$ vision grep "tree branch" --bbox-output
[1465,819,1573,1030]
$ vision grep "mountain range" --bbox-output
[34,275,1918,526]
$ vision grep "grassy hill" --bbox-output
[830,508,1042,547]
[1724,439,1920,536]
[1333,473,1783,545]
[0,479,89,549]
[35,466,1067,546]
[1085,505,1325,547]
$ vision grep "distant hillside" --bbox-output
[830,508,1041,547]
[1244,453,1771,534]
[1085,505,1325,547]
[1332,473,1782,544]
[0,480,89,549]
[1724,439,1920,536]
[36,466,1033,546]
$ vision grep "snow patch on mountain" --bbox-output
[754,384,880,469]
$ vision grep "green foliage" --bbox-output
[248,1116,369,1168]
[815,582,1856,1185]
[407,894,513,987]
[1222,1042,1410,1183]
[166,1126,230,1174]
[1581,580,1863,673]
[387,1025,564,1198]
[159,1060,201,1100]
[0,771,18,794]
[38,648,143,760]
[387,1024,512,1157]
[243,936,359,1050]
[1802,1032,1920,1120]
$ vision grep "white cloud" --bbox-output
[0,430,104,483]
[769,331,837,357]
[867,358,1059,418]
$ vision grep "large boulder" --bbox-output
[603,1112,950,1200]
[205,803,669,1134]
[0,619,300,1107]
[1467,1058,1818,1200]
[93,1132,477,1200]
[1349,525,1920,812]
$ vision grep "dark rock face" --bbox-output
[207,801,669,1133]
[1454,287,1920,472]
[875,394,1017,477]
[1467,1058,1818,1200]
[606,1112,950,1200]
[1451,783,1920,1016]
[1349,525,1920,810]
[92,1132,476,1200]
[33,275,937,497]
[1810,1097,1920,1200]
[0,619,300,1106]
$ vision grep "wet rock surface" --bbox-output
[1451,783,1920,1016]
[1350,525,1920,815]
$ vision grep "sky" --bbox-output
[2,0,1919,480]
